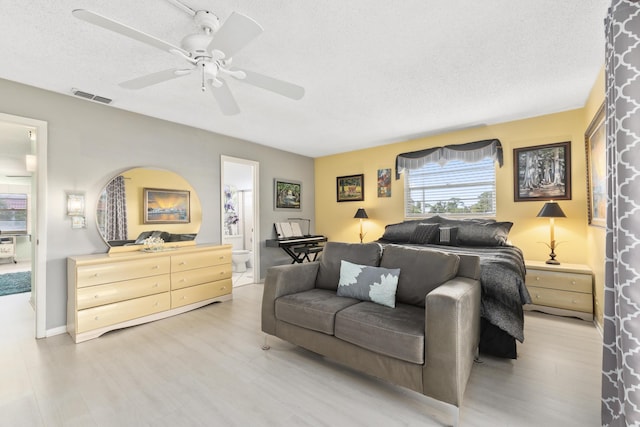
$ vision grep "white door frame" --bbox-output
[0,113,48,338]
[220,155,260,281]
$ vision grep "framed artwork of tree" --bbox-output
[513,141,571,202]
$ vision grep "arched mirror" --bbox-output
[97,167,202,252]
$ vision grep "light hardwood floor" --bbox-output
[0,284,602,427]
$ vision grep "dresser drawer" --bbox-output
[77,274,171,310]
[171,250,231,273]
[527,286,593,313]
[171,265,232,290]
[525,269,592,294]
[77,257,171,288]
[76,292,170,333]
[171,279,232,308]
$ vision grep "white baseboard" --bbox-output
[46,325,67,337]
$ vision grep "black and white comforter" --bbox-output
[378,241,531,343]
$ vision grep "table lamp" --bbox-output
[354,208,368,243]
[537,201,566,265]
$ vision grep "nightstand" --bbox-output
[524,260,593,321]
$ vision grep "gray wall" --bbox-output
[0,78,315,331]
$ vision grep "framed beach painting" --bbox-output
[513,141,571,202]
[585,103,606,227]
[143,188,190,224]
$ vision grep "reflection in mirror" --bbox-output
[97,167,202,250]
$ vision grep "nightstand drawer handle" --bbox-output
[571,280,576,285]
[535,276,540,281]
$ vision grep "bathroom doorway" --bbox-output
[221,156,259,287]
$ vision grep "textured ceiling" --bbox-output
[0,1,609,158]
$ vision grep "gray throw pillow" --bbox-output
[409,223,440,244]
[380,244,460,307]
[380,221,420,242]
[337,260,400,308]
[457,221,513,246]
[316,242,383,291]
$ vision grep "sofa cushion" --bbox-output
[275,289,360,335]
[336,260,400,308]
[316,242,382,291]
[335,301,426,364]
[380,245,460,306]
[408,223,440,244]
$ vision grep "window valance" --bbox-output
[395,139,503,179]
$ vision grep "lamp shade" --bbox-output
[536,202,566,218]
[354,208,368,219]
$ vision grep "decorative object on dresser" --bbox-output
[353,207,368,243]
[67,244,232,343]
[524,260,593,321]
[513,141,571,202]
[536,201,567,265]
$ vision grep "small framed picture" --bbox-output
[274,178,301,210]
[143,188,190,224]
[337,174,364,202]
[585,103,606,227]
[377,168,391,197]
[513,141,571,202]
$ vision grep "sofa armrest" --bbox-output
[422,276,481,407]
[261,262,320,335]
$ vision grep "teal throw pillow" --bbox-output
[337,260,400,308]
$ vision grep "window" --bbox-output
[405,157,496,217]
[0,193,28,233]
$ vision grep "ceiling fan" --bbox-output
[72,1,304,115]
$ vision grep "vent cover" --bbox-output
[71,88,112,104]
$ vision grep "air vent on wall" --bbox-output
[71,88,112,104]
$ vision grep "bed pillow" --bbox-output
[437,226,459,246]
[337,260,400,308]
[380,221,420,243]
[409,223,440,244]
[457,221,513,246]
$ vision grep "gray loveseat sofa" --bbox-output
[261,242,481,421]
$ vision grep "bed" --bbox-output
[376,216,531,359]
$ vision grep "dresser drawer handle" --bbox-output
[179,261,187,266]
[93,273,100,277]
[181,296,187,300]
[535,294,540,299]
[179,278,186,283]
[152,265,160,270]
[219,256,225,260]
[152,283,159,288]
[94,295,100,299]
[571,280,576,285]
[94,316,99,321]
[153,302,159,307]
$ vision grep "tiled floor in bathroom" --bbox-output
[232,267,255,287]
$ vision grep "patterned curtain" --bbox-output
[104,175,128,241]
[601,1,640,425]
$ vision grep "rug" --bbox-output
[0,271,31,297]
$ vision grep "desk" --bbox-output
[266,235,327,263]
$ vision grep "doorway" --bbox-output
[0,113,47,338]
[221,156,259,287]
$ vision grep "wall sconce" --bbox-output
[537,201,566,265]
[354,208,368,244]
[67,192,85,216]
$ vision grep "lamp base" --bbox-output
[545,259,560,265]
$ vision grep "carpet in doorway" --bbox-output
[0,271,31,297]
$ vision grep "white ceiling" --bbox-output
[0,1,609,158]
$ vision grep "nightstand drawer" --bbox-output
[525,269,592,293]
[527,286,593,313]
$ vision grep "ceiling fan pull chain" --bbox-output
[201,62,206,92]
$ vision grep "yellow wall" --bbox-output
[583,65,606,328]
[315,109,592,266]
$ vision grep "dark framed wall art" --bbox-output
[585,103,606,227]
[513,141,571,202]
[336,174,364,202]
[143,188,190,224]
[274,178,301,210]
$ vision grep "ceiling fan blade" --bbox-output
[207,12,263,58]
[119,68,193,89]
[208,80,240,115]
[233,69,305,100]
[72,9,189,57]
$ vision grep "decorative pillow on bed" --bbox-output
[409,223,440,244]
[337,260,400,308]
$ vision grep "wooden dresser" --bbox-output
[524,260,593,321]
[67,244,232,343]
